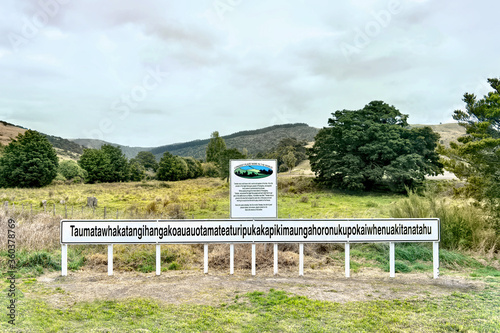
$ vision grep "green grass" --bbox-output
[1,278,499,332]
[0,177,404,220]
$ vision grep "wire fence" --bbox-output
[1,201,187,220]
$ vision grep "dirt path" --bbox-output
[36,268,483,308]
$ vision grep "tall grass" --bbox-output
[390,190,498,253]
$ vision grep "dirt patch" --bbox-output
[37,267,484,308]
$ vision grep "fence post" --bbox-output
[116,209,119,219]
[345,243,350,278]
[104,207,107,219]
[390,242,395,278]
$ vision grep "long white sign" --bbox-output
[61,219,440,244]
[230,160,277,219]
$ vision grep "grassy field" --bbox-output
[1,268,499,332]
[0,176,403,219]
[1,177,500,332]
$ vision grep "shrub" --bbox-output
[390,190,498,251]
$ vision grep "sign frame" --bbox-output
[229,159,278,219]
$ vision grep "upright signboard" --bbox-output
[230,160,277,219]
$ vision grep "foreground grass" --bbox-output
[1,273,499,332]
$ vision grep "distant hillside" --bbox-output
[70,139,152,159]
[150,123,320,160]
[0,121,27,146]
[411,123,466,147]
[0,121,84,160]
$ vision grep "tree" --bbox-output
[283,150,297,174]
[78,145,129,183]
[129,159,146,181]
[58,160,87,182]
[101,145,129,182]
[132,151,159,172]
[0,130,59,188]
[309,101,443,192]
[78,148,109,183]
[157,152,188,181]
[217,148,246,180]
[440,78,500,204]
[183,157,203,179]
[206,131,226,163]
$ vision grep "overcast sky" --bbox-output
[0,0,498,147]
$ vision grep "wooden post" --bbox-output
[104,207,107,219]
[116,209,119,219]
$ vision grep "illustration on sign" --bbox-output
[234,164,273,179]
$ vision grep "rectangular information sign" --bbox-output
[61,219,439,244]
[230,159,277,219]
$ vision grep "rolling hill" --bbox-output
[1,120,467,162]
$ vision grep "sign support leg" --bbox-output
[299,243,304,276]
[204,244,208,274]
[61,244,67,276]
[156,244,161,276]
[345,243,350,278]
[251,244,256,276]
[433,242,439,279]
[108,244,113,276]
[230,244,234,275]
[390,242,395,278]
[273,243,278,275]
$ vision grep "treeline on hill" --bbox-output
[150,123,318,159]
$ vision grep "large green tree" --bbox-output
[58,160,87,182]
[440,78,500,204]
[157,152,188,181]
[0,130,59,188]
[78,145,129,183]
[309,101,442,191]
[132,151,159,172]
[206,131,227,163]
[217,148,246,180]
